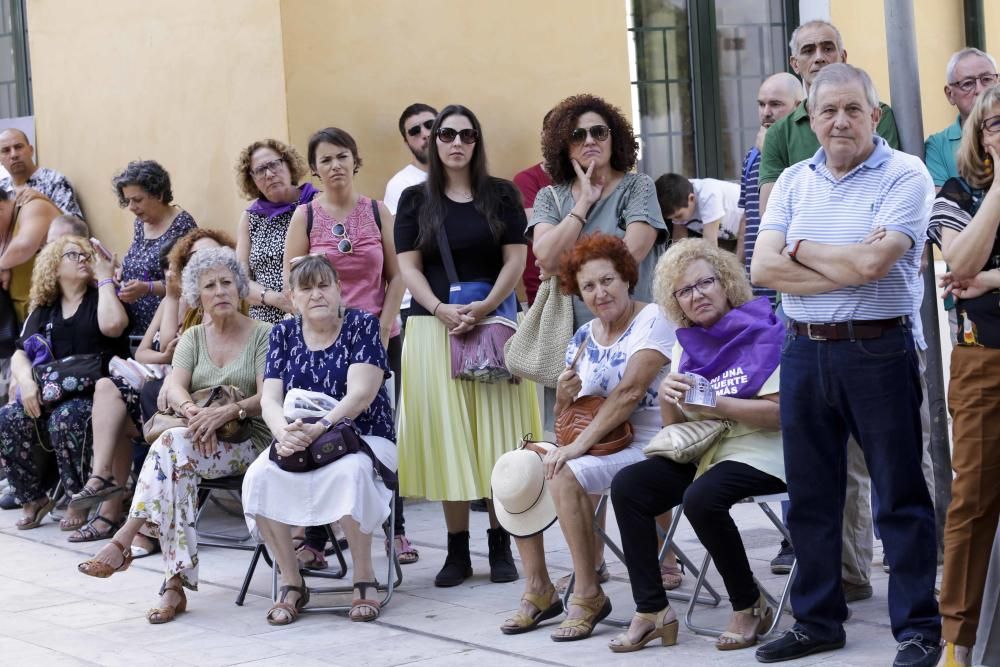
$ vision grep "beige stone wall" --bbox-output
[277,0,633,199]
[26,0,290,252]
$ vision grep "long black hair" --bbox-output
[415,104,520,251]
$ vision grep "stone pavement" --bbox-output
[0,489,933,667]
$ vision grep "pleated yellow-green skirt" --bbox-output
[397,316,542,501]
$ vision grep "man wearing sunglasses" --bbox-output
[926,48,998,190]
[384,103,438,216]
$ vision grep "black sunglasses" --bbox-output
[570,124,611,145]
[436,128,479,144]
[406,119,434,137]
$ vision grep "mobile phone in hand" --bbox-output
[91,237,114,260]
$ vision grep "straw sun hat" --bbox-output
[491,440,558,538]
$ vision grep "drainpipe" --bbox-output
[964,0,985,50]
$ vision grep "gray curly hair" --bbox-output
[180,246,250,309]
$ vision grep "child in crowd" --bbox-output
[655,173,743,250]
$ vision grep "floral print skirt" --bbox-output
[129,426,257,590]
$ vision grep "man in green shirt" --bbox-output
[758,20,899,214]
[924,47,997,189]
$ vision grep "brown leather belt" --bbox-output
[790,316,908,341]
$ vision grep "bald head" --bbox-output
[757,72,804,128]
[0,128,35,183]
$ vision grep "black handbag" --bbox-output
[269,417,364,473]
[0,287,19,359]
[32,353,102,406]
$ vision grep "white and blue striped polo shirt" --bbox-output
[760,136,933,323]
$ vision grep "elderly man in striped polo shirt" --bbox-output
[751,63,940,667]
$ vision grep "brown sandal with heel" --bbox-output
[147,582,188,624]
[609,607,679,653]
[77,538,133,578]
[715,594,773,651]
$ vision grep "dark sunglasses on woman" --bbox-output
[570,124,610,145]
[436,127,479,144]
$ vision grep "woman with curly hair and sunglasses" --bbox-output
[394,105,541,587]
[527,94,679,591]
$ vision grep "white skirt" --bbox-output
[565,425,657,495]
[242,435,396,539]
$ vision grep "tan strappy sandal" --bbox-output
[147,582,187,624]
[501,583,564,635]
[550,590,612,642]
[716,594,773,651]
[77,538,133,578]
[608,606,679,653]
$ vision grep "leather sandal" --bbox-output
[349,581,381,622]
[550,590,612,642]
[68,475,123,510]
[500,583,564,635]
[715,593,773,651]
[555,561,609,594]
[295,544,328,570]
[147,582,188,624]
[386,534,419,565]
[266,583,310,626]
[15,496,55,530]
[660,560,684,590]
[78,538,133,578]
[609,607,679,653]
[68,514,121,543]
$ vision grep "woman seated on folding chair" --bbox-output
[241,254,397,626]
[498,233,677,642]
[77,247,272,625]
[609,238,786,653]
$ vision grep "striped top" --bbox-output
[760,136,933,323]
[738,147,777,307]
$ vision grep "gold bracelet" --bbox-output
[568,212,586,225]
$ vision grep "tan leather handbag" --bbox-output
[553,333,633,456]
[142,385,251,444]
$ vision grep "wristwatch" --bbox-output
[318,417,333,431]
[237,406,247,421]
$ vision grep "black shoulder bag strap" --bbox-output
[306,200,314,237]
[435,223,460,287]
[371,199,382,231]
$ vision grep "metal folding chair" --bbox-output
[562,494,722,627]
[683,492,796,639]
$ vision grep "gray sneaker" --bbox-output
[770,540,794,574]
[843,580,873,603]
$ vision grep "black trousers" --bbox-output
[611,457,785,613]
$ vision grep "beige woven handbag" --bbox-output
[642,419,730,464]
[503,276,574,387]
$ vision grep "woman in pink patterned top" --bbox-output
[283,127,414,564]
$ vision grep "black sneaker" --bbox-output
[893,635,941,667]
[756,626,846,663]
[770,539,795,574]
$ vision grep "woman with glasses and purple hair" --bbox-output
[393,104,541,588]
[282,127,413,566]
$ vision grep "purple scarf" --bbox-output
[246,182,318,220]
[676,297,783,399]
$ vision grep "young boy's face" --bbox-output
[669,193,697,223]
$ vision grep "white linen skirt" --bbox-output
[242,434,397,540]
[565,425,657,495]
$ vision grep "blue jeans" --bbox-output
[780,324,939,643]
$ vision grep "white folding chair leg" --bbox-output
[683,494,796,639]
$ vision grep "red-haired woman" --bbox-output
[497,233,676,643]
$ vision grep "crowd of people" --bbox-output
[0,17,998,667]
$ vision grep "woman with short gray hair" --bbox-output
[113,159,197,335]
[78,246,272,625]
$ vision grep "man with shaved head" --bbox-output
[740,71,802,306]
[0,128,83,219]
